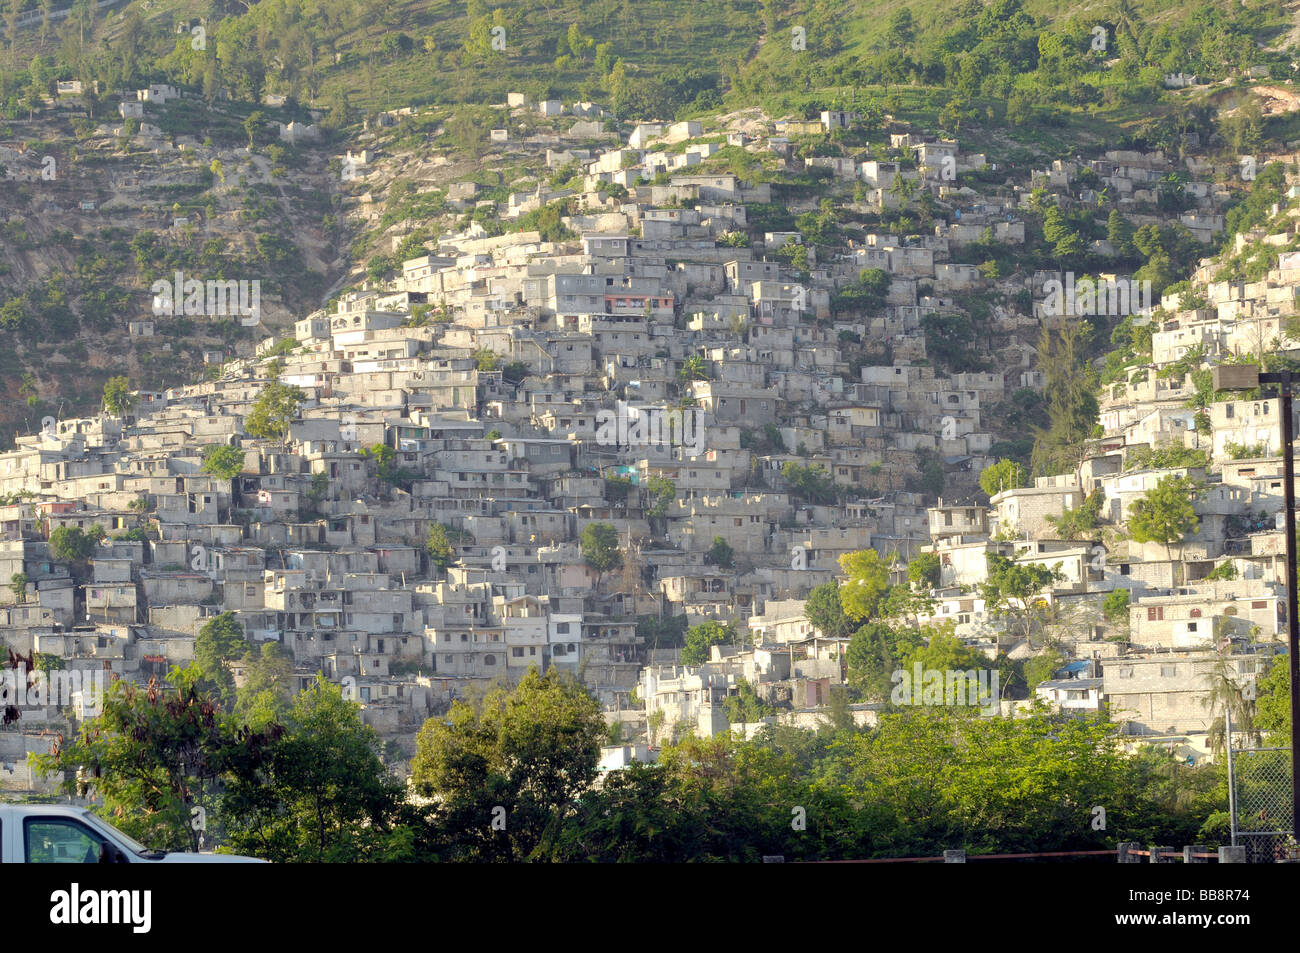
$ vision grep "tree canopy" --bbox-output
[245,381,306,443]
[410,667,605,862]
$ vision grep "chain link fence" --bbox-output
[1231,747,1293,863]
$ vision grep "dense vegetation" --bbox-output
[0,0,1293,144]
[32,662,1229,861]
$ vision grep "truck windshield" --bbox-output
[80,811,154,855]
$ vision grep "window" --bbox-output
[24,818,108,863]
[556,622,570,634]
[512,648,524,658]
[1161,665,1178,677]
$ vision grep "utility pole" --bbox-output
[1226,700,1238,847]
[1214,364,1300,838]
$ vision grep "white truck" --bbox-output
[0,804,265,863]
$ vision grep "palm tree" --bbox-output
[679,355,708,383]
[1201,654,1259,756]
[1111,0,1141,52]
[890,174,918,206]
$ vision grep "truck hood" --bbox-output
[150,853,267,863]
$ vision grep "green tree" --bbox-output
[899,628,995,705]
[838,549,894,620]
[837,706,1141,855]
[705,535,735,569]
[221,676,419,862]
[781,462,837,504]
[724,678,774,724]
[1129,474,1201,562]
[1107,209,1134,255]
[410,668,605,861]
[360,443,404,485]
[580,522,621,581]
[1254,657,1290,745]
[1031,323,1099,476]
[195,612,251,705]
[805,582,855,638]
[885,7,914,46]
[645,475,675,518]
[979,459,1027,497]
[48,525,99,564]
[103,376,133,416]
[234,641,295,722]
[880,581,936,624]
[242,110,264,149]
[547,760,707,860]
[244,381,306,443]
[908,552,941,590]
[426,523,454,573]
[1023,648,1065,690]
[980,553,1064,640]
[31,666,233,853]
[566,22,594,60]
[1200,656,1259,756]
[1205,561,1238,581]
[305,471,330,512]
[1103,588,1131,625]
[679,354,709,382]
[200,445,246,480]
[1042,205,1069,245]
[635,614,689,652]
[846,621,904,699]
[682,620,739,665]
[1045,488,1105,539]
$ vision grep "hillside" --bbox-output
[2,0,1300,873]
[0,0,1297,444]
